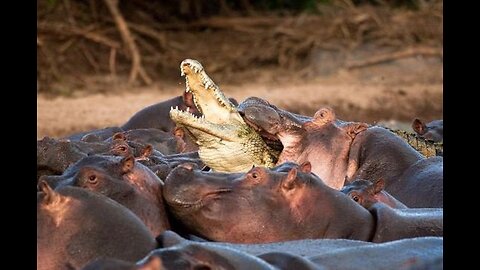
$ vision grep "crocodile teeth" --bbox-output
[185,77,190,92]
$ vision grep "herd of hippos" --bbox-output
[37,59,443,270]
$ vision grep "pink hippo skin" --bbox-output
[162,163,442,244]
[163,162,374,243]
[37,182,156,270]
[239,99,367,190]
[238,97,442,208]
[39,154,170,237]
[340,178,408,209]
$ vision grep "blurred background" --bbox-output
[37,0,443,138]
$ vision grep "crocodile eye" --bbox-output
[118,146,127,152]
[88,174,98,184]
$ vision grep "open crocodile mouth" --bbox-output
[178,59,237,122]
[168,188,233,210]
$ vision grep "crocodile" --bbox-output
[385,128,443,158]
[169,59,278,172]
[238,97,443,158]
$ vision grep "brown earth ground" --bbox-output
[37,55,442,139]
[37,2,443,139]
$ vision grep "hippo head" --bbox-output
[340,179,385,209]
[37,181,157,270]
[39,155,137,189]
[162,161,365,243]
[412,118,443,142]
[39,154,169,237]
[37,136,88,180]
[295,107,369,189]
[238,97,302,153]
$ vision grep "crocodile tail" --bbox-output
[387,128,443,158]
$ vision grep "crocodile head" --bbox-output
[170,59,278,172]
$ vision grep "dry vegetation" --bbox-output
[37,0,443,138]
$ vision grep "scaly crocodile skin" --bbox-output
[170,59,278,172]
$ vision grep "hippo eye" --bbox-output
[252,172,258,178]
[88,175,98,183]
[352,195,359,202]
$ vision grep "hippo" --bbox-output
[380,156,443,208]
[238,98,442,207]
[105,128,188,155]
[240,103,368,190]
[340,178,407,209]
[104,134,204,180]
[79,126,125,142]
[346,128,443,208]
[162,162,442,243]
[65,126,124,142]
[37,137,111,181]
[83,243,276,270]
[120,92,200,132]
[39,154,170,237]
[37,135,159,182]
[121,91,239,133]
[82,230,443,270]
[412,118,443,142]
[37,181,157,270]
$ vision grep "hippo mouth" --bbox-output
[240,116,284,153]
[168,188,233,210]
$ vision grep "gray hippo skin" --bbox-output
[347,128,443,208]
[340,178,408,209]
[163,162,442,243]
[412,118,443,143]
[37,136,144,181]
[121,93,201,132]
[82,230,443,270]
[105,129,189,155]
[65,126,123,142]
[37,182,156,270]
[238,98,442,208]
[39,154,170,237]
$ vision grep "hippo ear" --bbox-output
[179,162,196,171]
[373,178,385,194]
[312,107,336,126]
[138,256,162,270]
[345,123,369,139]
[113,132,126,141]
[174,126,185,138]
[140,144,153,158]
[121,155,135,174]
[299,161,312,173]
[282,167,298,191]
[412,118,427,135]
[38,175,63,190]
[38,180,61,205]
